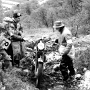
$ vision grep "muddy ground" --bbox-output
[0,28,90,90]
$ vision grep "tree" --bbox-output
[67,0,81,15]
[20,0,39,15]
[68,8,89,36]
[81,0,90,23]
[46,7,56,27]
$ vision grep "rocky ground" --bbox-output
[1,28,90,90]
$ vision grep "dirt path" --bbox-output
[21,28,90,90]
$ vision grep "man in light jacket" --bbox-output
[53,21,75,84]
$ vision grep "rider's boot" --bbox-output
[62,73,71,87]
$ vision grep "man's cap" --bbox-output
[53,21,65,29]
[13,13,21,18]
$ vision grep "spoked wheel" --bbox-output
[36,63,43,88]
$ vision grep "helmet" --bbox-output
[13,12,21,18]
[3,17,13,23]
[53,21,65,29]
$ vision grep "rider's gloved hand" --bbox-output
[22,38,25,41]
[55,39,58,44]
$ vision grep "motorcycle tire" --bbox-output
[36,63,43,88]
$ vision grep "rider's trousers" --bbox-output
[60,54,75,81]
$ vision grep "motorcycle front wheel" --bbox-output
[36,63,43,88]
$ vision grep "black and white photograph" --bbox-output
[0,0,90,90]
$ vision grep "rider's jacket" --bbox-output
[1,18,23,42]
[12,18,23,32]
[10,31,23,41]
[58,27,75,59]
[8,23,23,41]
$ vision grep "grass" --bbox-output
[1,68,38,90]
[23,28,56,41]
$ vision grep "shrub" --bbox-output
[75,48,90,73]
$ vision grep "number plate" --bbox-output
[2,38,11,49]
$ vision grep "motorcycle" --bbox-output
[25,39,46,88]
[34,50,46,88]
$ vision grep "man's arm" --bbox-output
[61,34,72,55]
[17,23,23,33]
[11,34,24,41]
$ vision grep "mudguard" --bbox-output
[11,41,26,60]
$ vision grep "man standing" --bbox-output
[3,16,24,67]
[53,21,75,85]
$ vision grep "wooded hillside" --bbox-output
[3,0,90,36]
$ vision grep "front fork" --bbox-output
[35,57,43,77]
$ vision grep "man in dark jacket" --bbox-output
[3,16,24,67]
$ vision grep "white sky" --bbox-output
[38,0,49,5]
[1,0,19,5]
[1,0,19,9]
[1,0,49,9]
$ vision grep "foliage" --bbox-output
[3,0,90,36]
[19,0,39,15]
[75,48,90,73]
[0,68,38,90]
[0,0,3,22]
[4,10,14,17]
[20,0,85,30]
[69,8,89,36]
